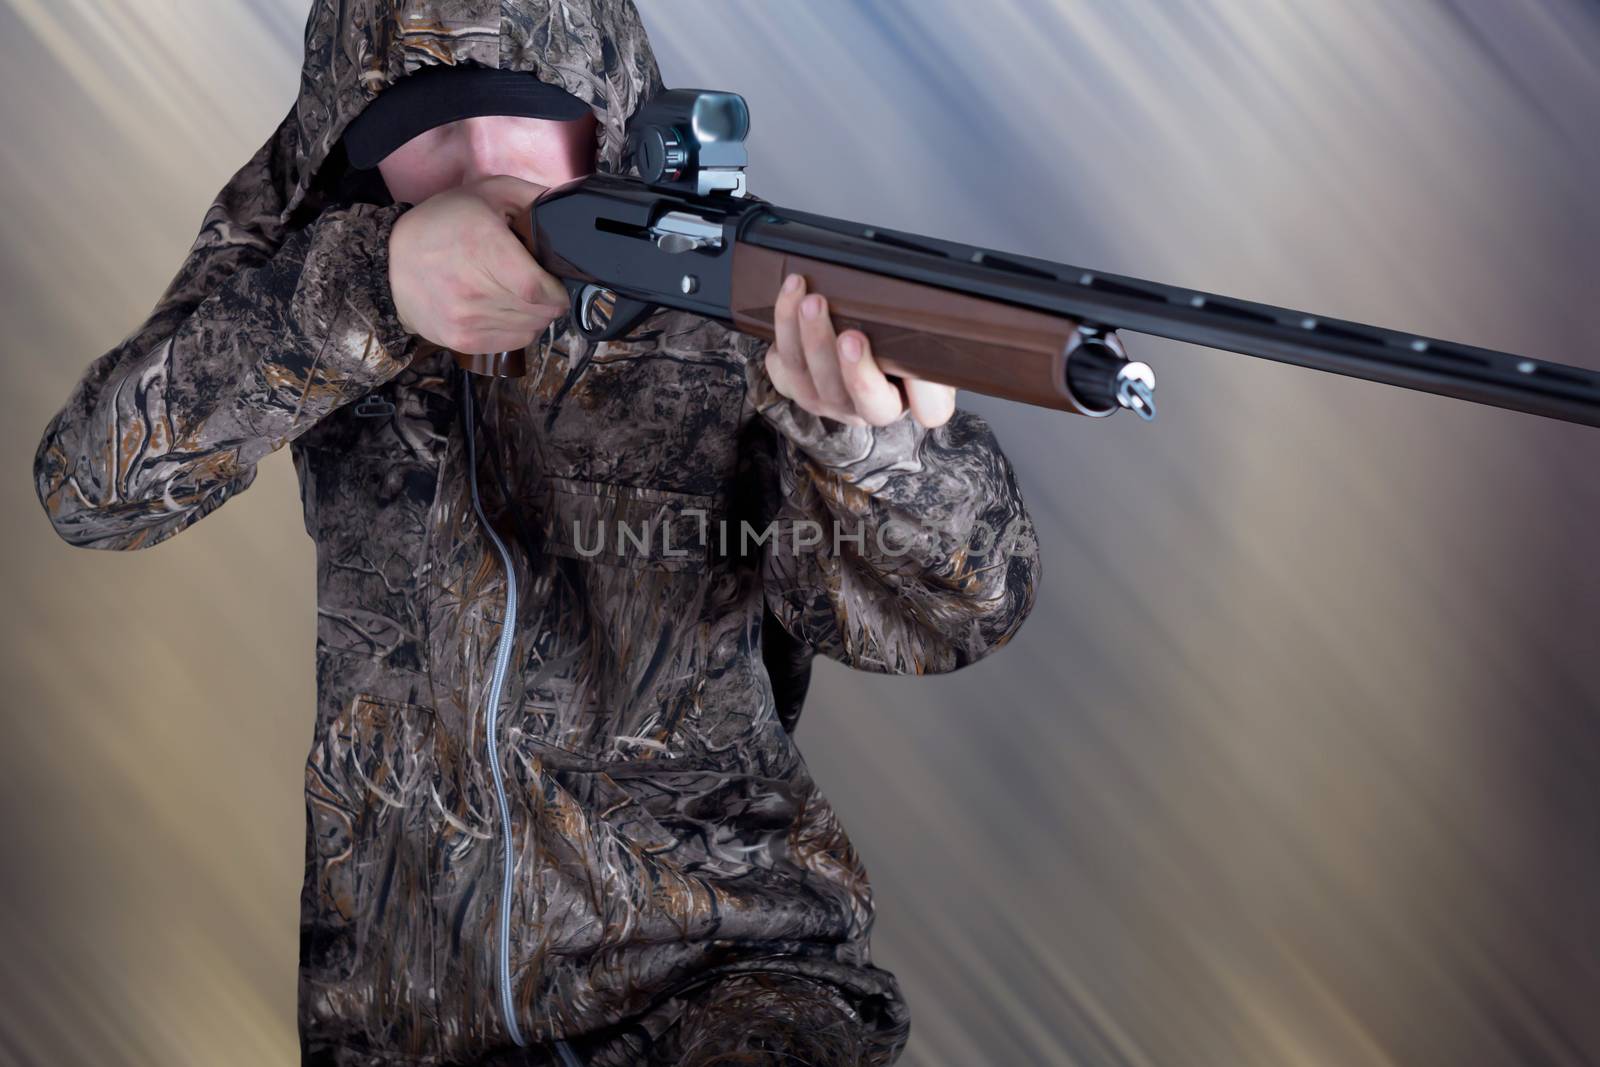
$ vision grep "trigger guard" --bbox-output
[568,282,656,342]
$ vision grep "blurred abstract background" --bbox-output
[4,1,1597,1064]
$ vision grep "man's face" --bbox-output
[377,112,598,204]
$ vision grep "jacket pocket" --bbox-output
[502,474,789,770]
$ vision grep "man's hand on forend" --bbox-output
[767,272,957,430]
[388,175,569,355]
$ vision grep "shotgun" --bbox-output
[454,89,1600,431]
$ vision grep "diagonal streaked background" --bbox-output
[4,1,1597,1064]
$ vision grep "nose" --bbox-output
[461,117,510,183]
[457,115,593,187]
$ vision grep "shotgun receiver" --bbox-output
[455,89,1600,430]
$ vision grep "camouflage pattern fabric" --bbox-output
[32,2,1042,1064]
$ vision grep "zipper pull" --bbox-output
[354,392,396,418]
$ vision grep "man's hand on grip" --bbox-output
[388,175,567,355]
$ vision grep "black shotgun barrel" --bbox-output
[738,206,1600,429]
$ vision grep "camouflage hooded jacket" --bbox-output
[32,2,1041,1064]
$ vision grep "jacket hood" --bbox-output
[285,0,664,219]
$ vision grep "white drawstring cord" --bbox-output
[462,358,587,1066]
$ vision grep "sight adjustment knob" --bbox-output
[637,126,689,184]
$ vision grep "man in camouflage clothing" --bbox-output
[33,2,1041,1064]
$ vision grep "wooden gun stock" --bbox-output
[730,244,1097,414]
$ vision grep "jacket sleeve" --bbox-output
[32,120,415,551]
[742,339,1042,675]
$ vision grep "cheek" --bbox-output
[504,124,596,184]
[565,133,595,175]
[377,145,455,204]
[563,120,598,174]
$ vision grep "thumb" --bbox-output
[472,174,547,219]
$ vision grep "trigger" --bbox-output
[571,284,655,341]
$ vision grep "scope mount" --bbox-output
[629,89,751,198]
